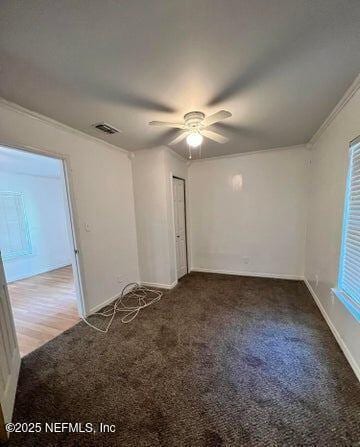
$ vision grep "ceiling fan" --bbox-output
[149,110,232,147]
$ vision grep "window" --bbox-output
[336,137,360,321]
[0,192,32,261]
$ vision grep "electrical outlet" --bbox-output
[243,257,250,265]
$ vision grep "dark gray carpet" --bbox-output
[8,273,360,446]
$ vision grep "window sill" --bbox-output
[331,288,360,322]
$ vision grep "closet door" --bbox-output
[173,178,188,279]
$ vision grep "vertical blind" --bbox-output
[0,191,32,261]
[338,137,360,315]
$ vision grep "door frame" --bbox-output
[0,141,87,317]
[0,250,21,443]
[1,406,7,443]
[172,175,189,278]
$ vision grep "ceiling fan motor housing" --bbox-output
[184,111,205,130]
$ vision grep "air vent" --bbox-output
[92,122,121,135]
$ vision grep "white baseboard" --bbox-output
[304,278,360,382]
[87,292,120,316]
[87,282,140,315]
[86,280,176,316]
[140,280,177,290]
[191,267,303,280]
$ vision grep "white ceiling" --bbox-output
[0,0,359,158]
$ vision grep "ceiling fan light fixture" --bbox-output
[186,132,203,148]
[149,109,232,151]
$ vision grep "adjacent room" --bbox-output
[0,146,80,356]
[0,1,359,446]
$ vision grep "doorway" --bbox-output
[172,176,188,279]
[0,145,83,357]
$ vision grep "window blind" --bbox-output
[338,137,360,317]
[0,192,32,261]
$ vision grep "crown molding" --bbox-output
[309,73,360,146]
[0,97,129,155]
[4,70,358,160]
[189,144,307,163]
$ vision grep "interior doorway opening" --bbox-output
[0,145,83,357]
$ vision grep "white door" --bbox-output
[173,178,188,279]
[0,250,20,439]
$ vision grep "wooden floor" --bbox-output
[7,266,80,357]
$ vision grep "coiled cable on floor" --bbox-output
[82,283,163,333]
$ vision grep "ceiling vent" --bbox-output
[92,122,121,135]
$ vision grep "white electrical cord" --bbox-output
[82,283,163,333]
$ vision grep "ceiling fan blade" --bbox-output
[149,121,185,129]
[169,131,190,145]
[202,129,229,144]
[203,110,232,127]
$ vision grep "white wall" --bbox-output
[132,148,170,287]
[189,147,308,279]
[132,147,188,287]
[0,170,72,282]
[305,87,360,378]
[0,99,140,314]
